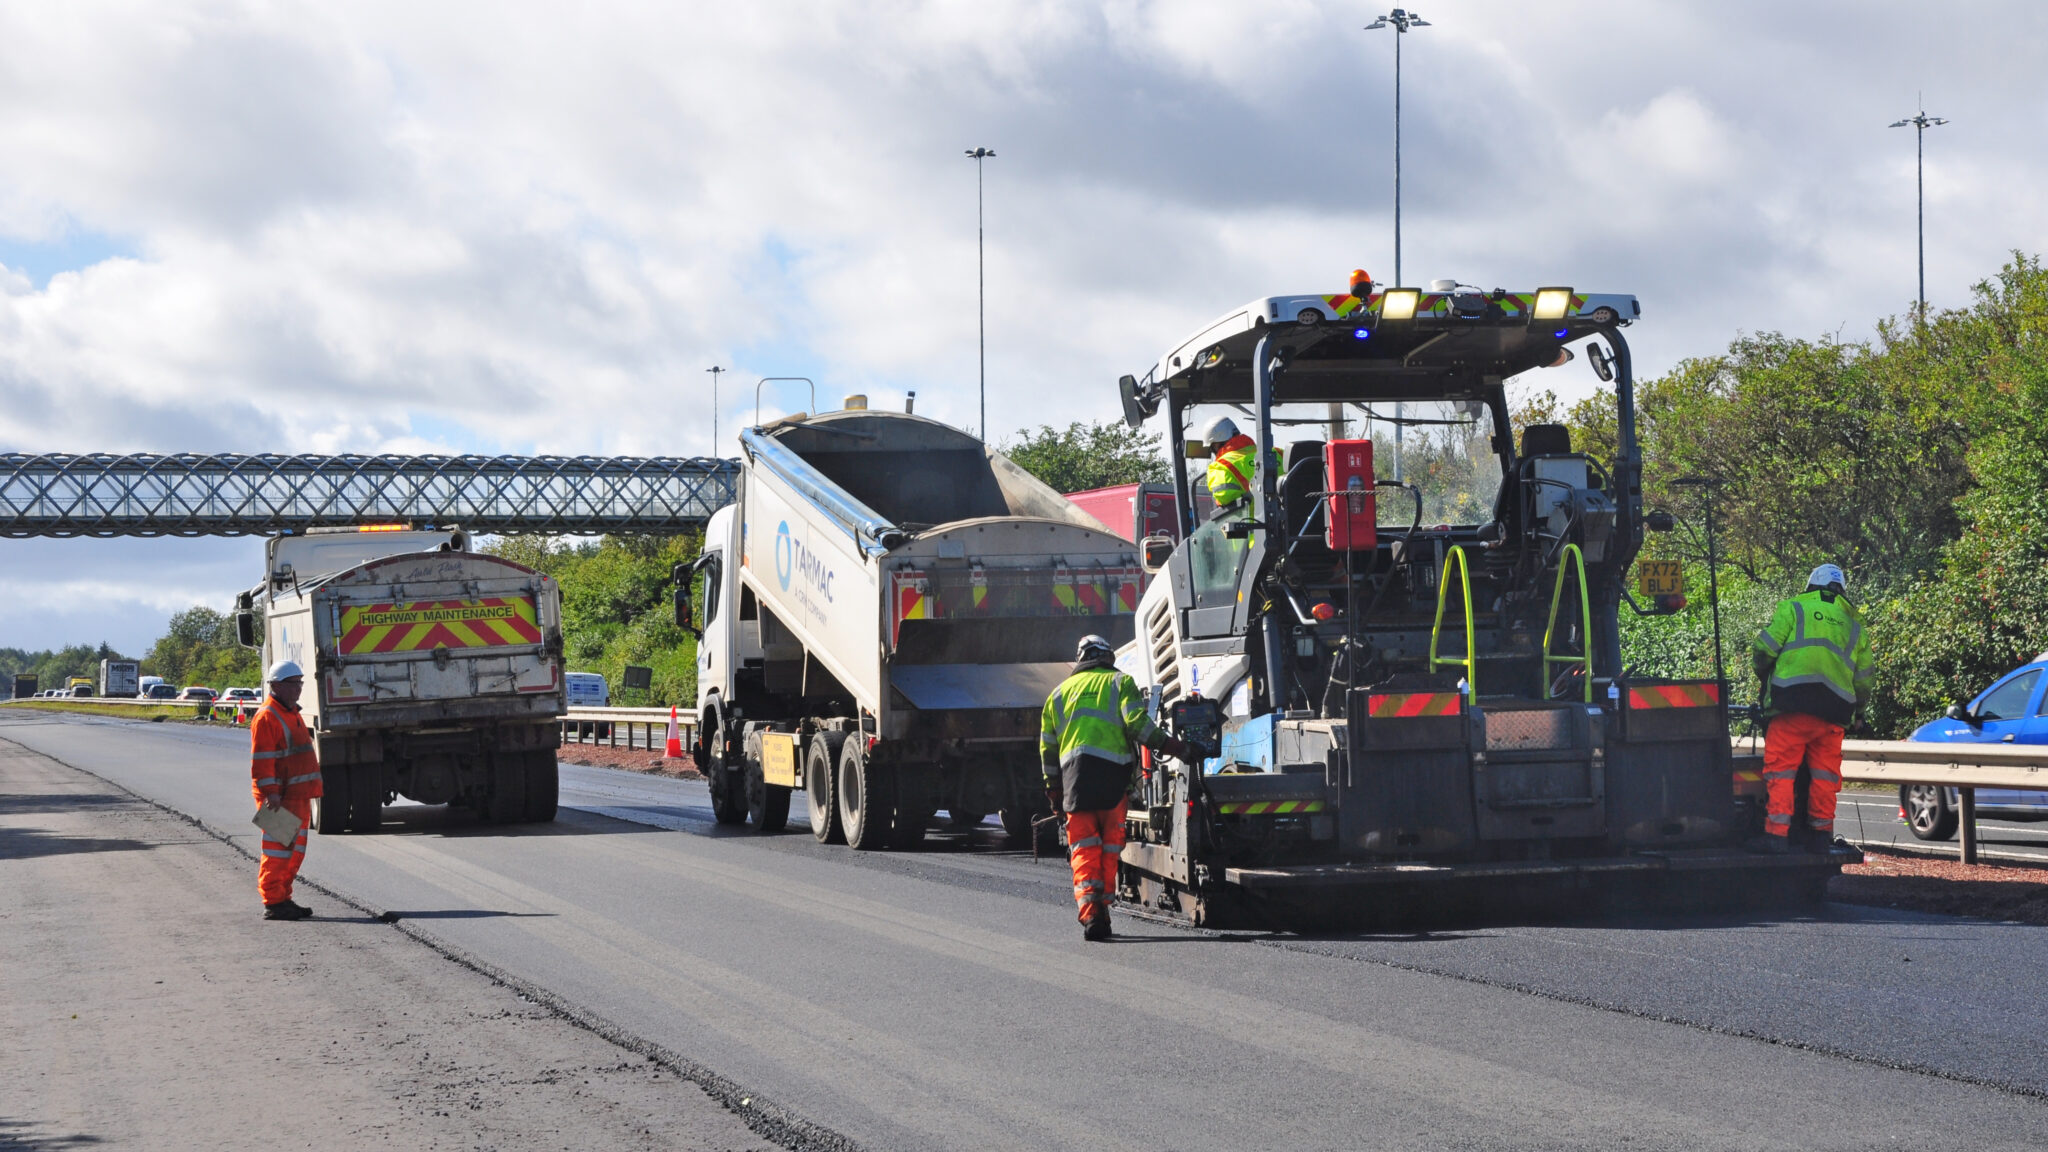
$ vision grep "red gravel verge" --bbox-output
[1832,846,2048,925]
[558,742,703,780]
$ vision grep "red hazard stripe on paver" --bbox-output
[1367,692,1463,719]
[1628,682,1721,709]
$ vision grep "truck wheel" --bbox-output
[524,752,559,823]
[806,732,847,844]
[1901,784,1957,841]
[486,755,526,824]
[350,762,384,833]
[746,755,791,833]
[315,763,353,835]
[703,705,747,825]
[839,739,896,851]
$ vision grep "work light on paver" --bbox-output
[1532,287,1574,321]
[1379,288,1421,321]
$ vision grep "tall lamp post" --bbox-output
[1366,7,1429,480]
[965,146,996,440]
[1888,102,1947,315]
[705,365,725,456]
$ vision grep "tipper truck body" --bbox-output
[1110,281,1851,929]
[682,409,1143,847]
[237,527,566,835]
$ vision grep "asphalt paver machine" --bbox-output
[1114,280,1851,929]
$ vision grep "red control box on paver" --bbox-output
[1323,439,1376,551]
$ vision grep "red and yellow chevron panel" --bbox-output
[338,597,542,655]
[1215,799,1327,815]
[1628,682,1721,710]
[1365,691,1464,719]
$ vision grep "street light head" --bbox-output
[1365,17,1388,29]
[1888,119,1911,128]
[1410,16,1431,25]
[1929,117,1948,127]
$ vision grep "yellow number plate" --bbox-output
[1638,560,1686,598]
[759,732,801,788]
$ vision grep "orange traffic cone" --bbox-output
[664,706,682,758]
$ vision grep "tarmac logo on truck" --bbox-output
[338,598,542,655]
[774,521,835,602]
[774,520,835,628]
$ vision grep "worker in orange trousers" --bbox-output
[252,660,323,919]
[1040,635,1200,941]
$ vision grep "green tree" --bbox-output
[1001,421,1169,493]
[1864,254,2048,733]
[143,607,262,689]
[485,534,702,705]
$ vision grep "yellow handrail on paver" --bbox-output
[1543,543,1594,702]
[1429,544,1476,696]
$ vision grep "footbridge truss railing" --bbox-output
[0,453,740,537]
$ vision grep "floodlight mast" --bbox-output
[705,365,725,454]
[1888,100,1948,316]
[1367,8,1429,482]
[965,147,996,439]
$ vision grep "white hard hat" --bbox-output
[1807,564,1847,593]
[1199,415,1240,446]
[266,659,304,682]
[1075,634,1115,663]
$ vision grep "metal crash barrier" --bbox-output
[559,706,697,757]
[1736,728,2048,865]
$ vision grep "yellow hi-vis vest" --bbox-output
[1205,437,1283,508]
[1753,590,1873,725]
[1040,666,1162,780]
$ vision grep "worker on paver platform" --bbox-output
[1200,416,1281,512]
[1751,564,1874,853]
[1041,634,1199,941]
[252,660,322,919]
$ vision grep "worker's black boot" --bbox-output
[282,900,314,919]
[263,902,298,920]
[1083,913,1111,942]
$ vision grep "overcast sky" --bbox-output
[3,1,2042,658]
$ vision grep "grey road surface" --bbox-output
[5,708,2046,1151]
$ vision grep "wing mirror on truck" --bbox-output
[234,610,258,649]
[1118,374,1159,430]
[673,587,697,637]
[1141,535,1175,573]
[671,561,701,638]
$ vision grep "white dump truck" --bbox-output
[680,406,1145,849]
[234,526,567,834]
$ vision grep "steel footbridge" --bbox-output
[0,453,739,537]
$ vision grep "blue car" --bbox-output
[1902,653,2048,840]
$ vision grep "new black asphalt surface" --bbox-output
[5,708,2046,1151]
